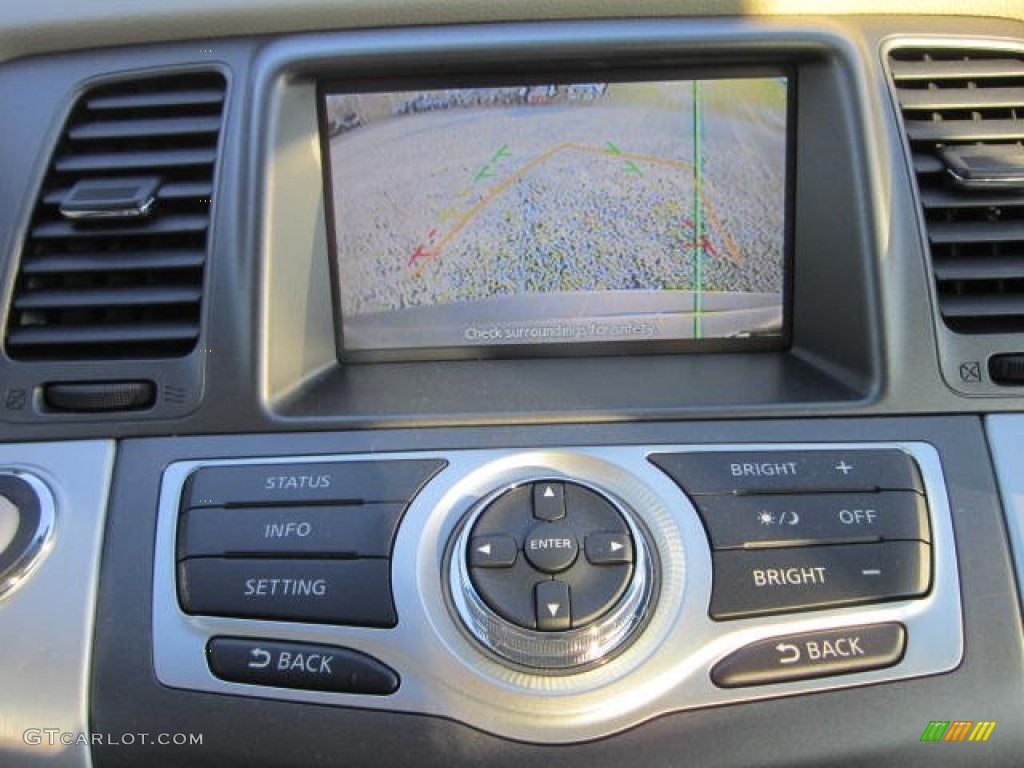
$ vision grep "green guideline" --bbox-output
[691,80,704,339]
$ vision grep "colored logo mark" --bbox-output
[920,721,997,743]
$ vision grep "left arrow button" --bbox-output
[469,535,518,567]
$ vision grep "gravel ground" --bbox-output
[328,83,787,316]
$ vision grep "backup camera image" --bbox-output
[322,77,788,354]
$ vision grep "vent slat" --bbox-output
[899,87,1024,111]
[929,219,1024,245]
[4,72,224,361]
[921,186,1024,209]
[30,214,208,240]
[891,58,1024,80]
[14,285,202,311]
[68,116,222,141]
[159,181,214,199]
[86,89,225,111]
[904,118,1024,143]
[6,322,199,348]
[891,47,1024,334]
[20,249,206,275]
[933,255,1024,281]
[939,293,1024,319]
[54,148,217,173]
[42,181,213,206]
[913,152,945,174]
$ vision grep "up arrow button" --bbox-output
[533,482,566,521]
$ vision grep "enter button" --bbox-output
[711,623,906,688]
[524,524,579,574]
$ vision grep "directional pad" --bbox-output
[466,480,636,632]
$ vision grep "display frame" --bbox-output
[317,64,797,363]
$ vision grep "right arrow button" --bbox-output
[585,532,634,565]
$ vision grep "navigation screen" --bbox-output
[321,76,789,357]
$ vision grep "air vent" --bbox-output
[889,48,1024,333]
[4,72,226,359]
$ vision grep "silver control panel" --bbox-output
[153,442,962,743]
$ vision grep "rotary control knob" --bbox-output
[449,479,654,670]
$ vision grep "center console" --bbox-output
[153,440,960,742]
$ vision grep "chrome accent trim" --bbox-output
[153,442,961,744]
[946,166,1024,190]
[0,471,55,601]
[984,416,1024,615]
[0,440,115,768]
[59,196,156,220]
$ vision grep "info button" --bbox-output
[711,623,906,687]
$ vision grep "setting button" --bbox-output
[207,637,399,695]
[710,542,931,619]
[524,523,579,573]
[533,482,566,521]
[696,492,930,550]
[711,623,907,687]
[178,558,396,627]
[536,580,571,631]
[585,532,634,564]
[650,449,924,495]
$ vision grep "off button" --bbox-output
[711,623,906,687]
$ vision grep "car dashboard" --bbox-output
[1,5,1024,768]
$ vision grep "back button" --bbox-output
[711,623,906,688]
[207,637,399,694]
